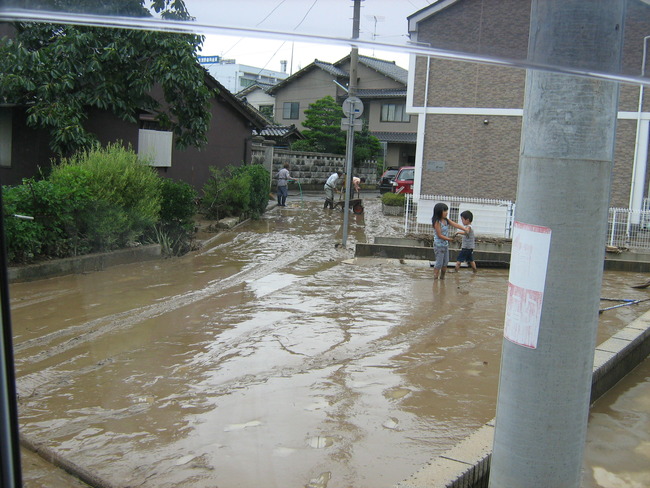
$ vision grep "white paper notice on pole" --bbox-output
[503,221,552,349]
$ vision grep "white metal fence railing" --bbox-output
[403,197,650,252]
[405,194,516,238]
[607,207,650,250]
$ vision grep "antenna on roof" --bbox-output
[365,14,385,56]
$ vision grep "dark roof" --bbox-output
[371,131,418,143]
[356,88,407,99]
[334,54,409,85]
[268,55,407,94]
[313,61,349,77]
[203,70,268,130]
[267,59,345,94]
[254,125,304,139]
[236,82,275,98]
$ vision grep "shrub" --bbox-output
[49,143,161,251]
[159,178,197,231]
[150,178,198,257]
[3,178,90,262]
[381,192,406,207]
[201,164,270,220]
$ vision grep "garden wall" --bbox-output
[251,138,378,191]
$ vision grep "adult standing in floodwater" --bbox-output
[324,171,343,209]
[276,163,291,207]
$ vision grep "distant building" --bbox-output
[198,55,289,94]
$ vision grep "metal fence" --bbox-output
[607,207,650,250]
[404,196,650,252]
[404,194,515,238]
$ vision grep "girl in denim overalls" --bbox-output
[432,203,468,280]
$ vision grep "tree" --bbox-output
[291,95,382,165]
[0,0,213,155]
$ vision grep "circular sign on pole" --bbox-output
[342,96,364,118]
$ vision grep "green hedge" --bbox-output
[201,164,270,220]
[381,192,406,207]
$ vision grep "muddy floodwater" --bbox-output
[9,194,650,488]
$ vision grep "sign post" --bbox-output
[341,96,363,247]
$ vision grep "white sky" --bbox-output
[185,0,434,73]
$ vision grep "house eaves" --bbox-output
[253,124,305,140]
[267,60,348,95]
[235,82,275,98]
[356,88,407,99]
[204,70,268,130]
[371,131,418,144]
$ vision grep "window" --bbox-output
[138,129,173,167]
[0,108,12,168]
[259,105,274,119]
[283,102,299,120]
[381,103,410,123]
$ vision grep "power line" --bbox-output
[256,0,287,27]
[294,0,319,30]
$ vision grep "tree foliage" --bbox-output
[291,95,382,165]
[0,0,213,155]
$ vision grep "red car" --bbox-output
[391,166,415,194]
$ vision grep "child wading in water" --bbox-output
[432,203,469,280]
[455,210,477,273]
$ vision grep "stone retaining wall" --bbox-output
[251,143,378,190]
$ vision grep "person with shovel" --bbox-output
[324,171,343,209]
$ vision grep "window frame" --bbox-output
[380,103,410,123]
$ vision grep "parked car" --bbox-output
[391,166,415,194]
[378,167,399,193]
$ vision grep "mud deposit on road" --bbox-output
[10,195,650,488]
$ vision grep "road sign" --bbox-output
[342,96,364,118]
[341,118,363,132]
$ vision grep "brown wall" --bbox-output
[0,108,54,186]
[4,97,255,192]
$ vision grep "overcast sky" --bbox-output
[185,0,433,73]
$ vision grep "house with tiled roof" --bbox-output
[267,55,418,168]
[236,82,276,120]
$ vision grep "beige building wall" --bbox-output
[273,69,341,130]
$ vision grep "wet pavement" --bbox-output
[583,356,650,488]
[8,192,650,488]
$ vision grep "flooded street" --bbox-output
[9,194,650,488]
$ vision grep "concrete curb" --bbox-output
[356,240,650,272]
[395,310,650,488]
[8,244,162,283]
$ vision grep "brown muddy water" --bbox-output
[9,194,650,488]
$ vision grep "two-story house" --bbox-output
[268,54,418,168]
[407,0,650,209]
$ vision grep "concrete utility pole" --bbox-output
[341,0,361,247]
[489,2,625,487]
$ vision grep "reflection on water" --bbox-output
[583,357,650,488]
[11,197,650,488]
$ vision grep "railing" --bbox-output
[404,197,650,252]
[405,194,515,238]
[608,207,650,250]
